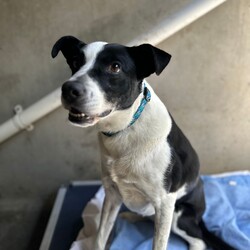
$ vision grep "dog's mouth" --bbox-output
[68,108,112,127]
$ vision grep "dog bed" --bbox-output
[40,171,250,250]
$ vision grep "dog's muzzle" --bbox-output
[61,80,112,127]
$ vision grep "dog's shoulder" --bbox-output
[165,114,200,193]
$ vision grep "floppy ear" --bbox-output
[127,44,171,80]
[51,36,86,74]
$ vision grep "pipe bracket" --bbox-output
[13,105,34,131]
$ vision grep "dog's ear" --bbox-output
[51,36,86,74]
[127,44,171,80]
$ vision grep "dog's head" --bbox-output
[52,36,171,127]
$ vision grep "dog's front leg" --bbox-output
[95,184,122,250]
[153,193,177,250]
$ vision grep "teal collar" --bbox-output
[102,83,151,137]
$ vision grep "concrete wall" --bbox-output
[0,0,249,203]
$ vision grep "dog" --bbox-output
[52,36,234,250]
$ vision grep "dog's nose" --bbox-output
[62,80,86,102]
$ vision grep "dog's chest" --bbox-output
[103,138,172,216]
[109,165,157,216]
[113,174,156,216]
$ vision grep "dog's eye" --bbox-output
[108,63,121,73]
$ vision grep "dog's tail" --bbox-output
[199,219,236,250]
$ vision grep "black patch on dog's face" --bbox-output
[89,44,142,110]
[88,43,172,110]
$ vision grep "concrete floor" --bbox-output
[0,197,53,250]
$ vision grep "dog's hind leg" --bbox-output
[172,181,235,250]
[172,210,206,250]
[171,179,207,250]
[94,183,122,250]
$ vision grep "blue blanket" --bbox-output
[110,172,250,250]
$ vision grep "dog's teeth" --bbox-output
[70,112,85,118]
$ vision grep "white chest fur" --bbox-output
[106,139,172,216]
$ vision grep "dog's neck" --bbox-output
[97,90,144,134]
[101,83,150,137]
[97,81,172,140]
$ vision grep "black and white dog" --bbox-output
[52,36,234,250]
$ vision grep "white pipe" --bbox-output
[0,88,61,143]
[0,0,226,144]
[127,0,226,46]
